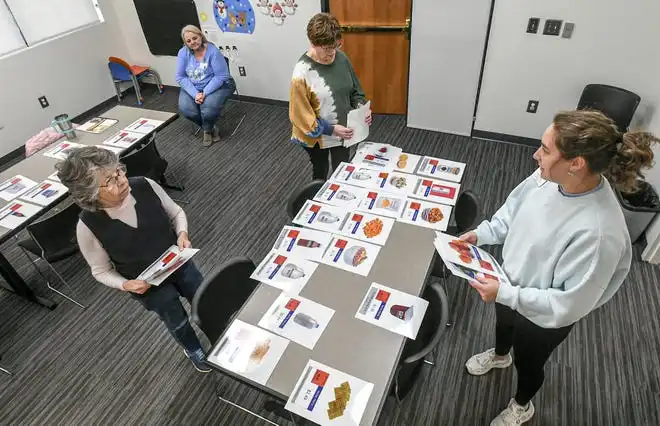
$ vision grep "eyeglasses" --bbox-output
[100,165,127,191]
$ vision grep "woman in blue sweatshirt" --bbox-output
[176,25,236,147]
[463,109,658,425]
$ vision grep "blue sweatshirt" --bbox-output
[475,169,631,328]
[175,43,230,98]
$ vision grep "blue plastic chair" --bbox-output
[108,56,164,106]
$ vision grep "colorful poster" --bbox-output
[272,226,333,261]
[433,232,507,278]
[0,175,38,202]
[292,200,350,234]
[136,246,200,286]
[19,180,68,207]
[409,177,461,206]
[393,153,421,174]
[251,250,318,294]
[338,211,395,246]
[258,293,335,350]
[285,360,374,426]
[313,181,368,210]
[398,199,453,232]
[213,0,256,34]
[207,319,289,385]
[42,141,85,160]
[76,117,118,134]
[356,190,406,219]
[96,145,124,155]
[319,235,381,277]
[0,201,41,230]
[124,118,164,134]
[102,130,145,148]
[330,162,381,188]
[417,156,466,183]
[355,283,429,339]
[372,171,416,195]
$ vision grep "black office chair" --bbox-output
[16,203,85,309]
[286,179,326,221]
[577,84,641,132]
[120,138,188,203]
[391,283,449,402]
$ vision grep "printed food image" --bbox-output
[389,175,407,189]
[280,263,305,279]
[363,218,384,238]
[449,239,496,271]
[397,154,408,169]
[318,212,340,224]
[249,340,271,364]
[335,190,356,201]
[421,207,444,223]
[353,171,372,181]
[343,246,368,267]
[327,381,352,420]
[377,197,402,211]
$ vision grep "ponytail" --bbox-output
[606,131,658,193]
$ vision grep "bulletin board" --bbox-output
[133,0,201,56]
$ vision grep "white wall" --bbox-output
[474,0,660,139]
[109,0,320,102]
[407,0,491,136]
[0,0,128,158]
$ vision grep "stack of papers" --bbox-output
[102,130,145,148]
[272,226,333,261]
[356,189,407,219]
[124,118,165,134]
[137,245,199,286]
[292,201,351,234]
[319,235,381,276]
[313,181,368,210]
[409,176,461,206]
[433,232,510,284]
[19,180,68,206]
[355,283,429,339]
[343,101,371,148]
[77,117,118,134]
[339,211,395,246]
[207,320,289,385]
[42,141,85,160]
[398,199,453,231]
[330,163,381,188]
[258,293,335,350]
[417,156,466,183]
[285,360,374,426]
[0,201,42,230]
[251,250,318,294]
[0,175,37,201]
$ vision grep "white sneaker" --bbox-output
[490,398,535,425]
[465,348,512,375]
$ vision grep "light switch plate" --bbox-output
[562,22,575,38]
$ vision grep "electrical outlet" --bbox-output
[238,66,246,77]
[38,96,49,108]
[543,19,563,36]
[562,22,575,39]
[527,17,540,34]
[527,100,539,113]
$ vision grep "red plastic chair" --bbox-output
[108,56,164,106]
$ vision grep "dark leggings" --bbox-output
[303,143,351,180]
[494,303,573,406]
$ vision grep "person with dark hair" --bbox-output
[176,24,236,147]
[461,109,658,425]
[56,146,210,373]
[289,12,372,180]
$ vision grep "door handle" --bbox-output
[341,18,411,39]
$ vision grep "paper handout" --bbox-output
[124,118,165,134]
[272,226,334,261]
[0,201,42,230]
[417,156,466,183]
[313,181,368,210]
[136,245,199,286]
[356,190,407,219]
[343,101,370,148]
[292,200,351,234]
[76,117,118,134]
[0,175,38,201]
[409,177,461,206]
[372,171,417,195]
[251,250,318,294]
[207,319,289,385]
[330,162,381,188]
[319,235,381,276]
[258,293,335,350]
[393,153,421,174]
[42,141,85,160]
[351,142,403,171]
[398,199,453,232]
[434,232,507,279]
[285,360,374,426]
[102,130,145,148]
[355,283,429,339]
[19,180,68,206]
[339,211,395,246]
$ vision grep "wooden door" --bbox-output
[328,0,412,115]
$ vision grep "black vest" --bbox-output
[80,177,177,280]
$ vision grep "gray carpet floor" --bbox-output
[1,86,659,425]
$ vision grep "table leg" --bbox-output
[0,251,56,310]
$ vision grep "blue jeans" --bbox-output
[130,262,205,353]
[178,79,236,132]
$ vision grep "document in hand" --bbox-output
[285,360,374,426]
[433,232,509,284]
[343,101,371,148]
[355,283,429,339]
[137,245,199,286]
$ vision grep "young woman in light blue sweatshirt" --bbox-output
[462,109,658,426]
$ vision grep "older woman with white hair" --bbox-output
[56,146,210,373]
[176,24,236,147]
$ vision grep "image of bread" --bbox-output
[363,218,384,238]
[326,381,352,420]
[249,340,271,363]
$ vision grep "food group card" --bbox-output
[398,199,453,232]
[338,211,395,246]
[319,235,381,276]
[251,250,318,294]
[313,181,368,210]
[409,177,461,206]
[356,190,407,219]
[272,226,334,261]
[293,201,350,234]
[417,156,466,183]
[330,162,381,188]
